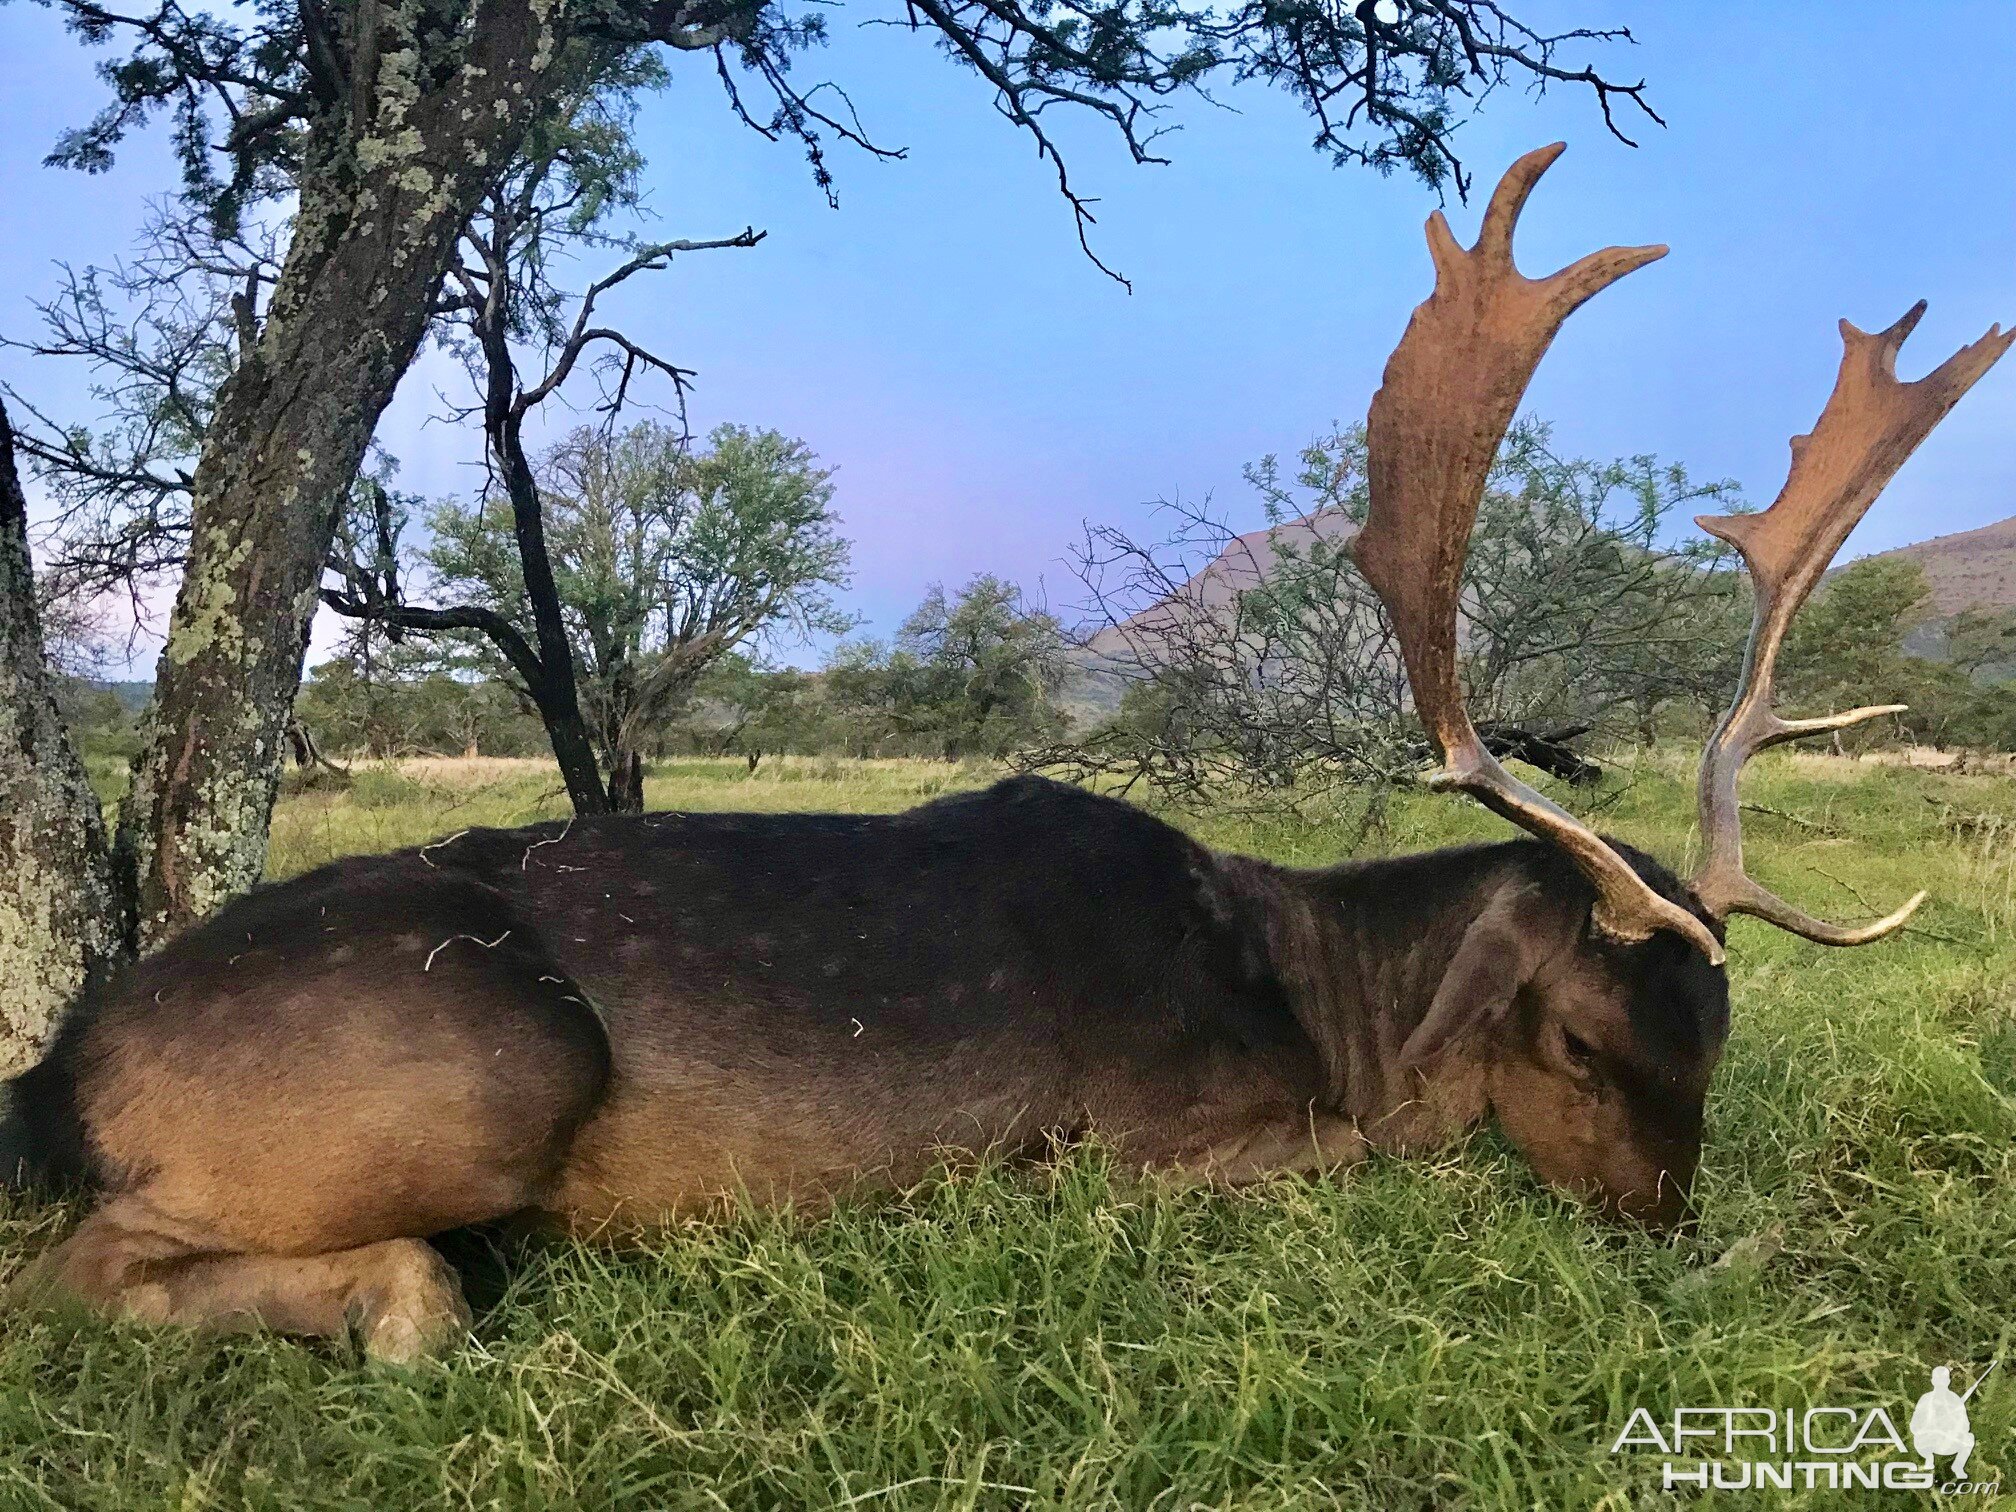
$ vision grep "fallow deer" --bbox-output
[3,144,2006,1360]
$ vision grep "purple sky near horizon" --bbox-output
[1,2,2011,672]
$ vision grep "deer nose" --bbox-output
[1606,1160,1698,1234]
[1633,1187,1699,1237]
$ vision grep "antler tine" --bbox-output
[1353,144,1724,963]
[1693,305,2015,944]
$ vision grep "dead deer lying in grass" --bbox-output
[4,144,2007,1361]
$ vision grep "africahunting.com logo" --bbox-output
[1609,1362,2000,1495]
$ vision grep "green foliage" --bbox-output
[38,0,664,240]
[1947,605,2016,684]
[296,653,548,760]
[674,651,826,759]
[670,578,1071,761]
[422,421,852,777]
[49,677,145,804]
[1783,557,1933,704]
[1784,559,2016,753]
[5,752,2015,1507]
[882,576,1072,759]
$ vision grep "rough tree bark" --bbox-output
[116,1,611,945]
[0,401,129,1071]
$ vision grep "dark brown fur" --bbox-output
[2,776,1727,1359]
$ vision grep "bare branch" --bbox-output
[515,230,765,413]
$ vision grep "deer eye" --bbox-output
[1561,1028,1600,1068]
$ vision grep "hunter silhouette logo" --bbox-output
[1913,1363,1994,1480]
[1610,1361,2001,1495]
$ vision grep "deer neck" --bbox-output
[1236,851,1496,1153]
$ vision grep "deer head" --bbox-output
[1355,142,2011,1225]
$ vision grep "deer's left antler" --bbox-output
[1691,303,2014,944]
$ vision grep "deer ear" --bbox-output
[1399,886,1557,1070]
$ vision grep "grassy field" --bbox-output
[3,752,2015,1509]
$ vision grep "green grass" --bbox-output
[5,752,2015,1509]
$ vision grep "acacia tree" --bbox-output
[320,69,765,812]
[1777,557,1928,754]
[1771,558,2016,755]
[296,636,548,757]
[886,577,1071,759]
[409,421,849,809]
[2,0,1666,1055]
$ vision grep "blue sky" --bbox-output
[1,1,2011,667]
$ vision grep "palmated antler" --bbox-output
[1692,304,2015,944]
[1354,143,1726,961]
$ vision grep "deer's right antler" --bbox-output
[1354,143,1725,961]
[1691,304,2015,944]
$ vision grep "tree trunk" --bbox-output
[116,196,450,943]
[523,666,614,816]
[607,748,646,813]
[285,717,340,772]
[0,402,130,1071]
[479,290,611,819]
[318,597,612,814]
[115,10,573,945]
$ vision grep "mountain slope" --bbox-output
[1851,513,2016,617]
[1082,509,1360,661]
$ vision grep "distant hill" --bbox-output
[1083,507,2016,646]
[1845,513,2016,619]
[1065,509,1362,722]
[1083,510,1360,664]
[1066,507,2016,714]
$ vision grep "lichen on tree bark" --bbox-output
[0,403,128,1072]
[116,0,575,945]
